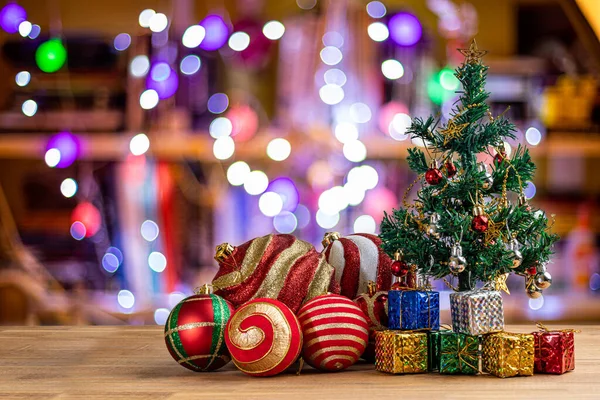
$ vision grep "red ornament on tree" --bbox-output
[391,260,409,277]
[445,161,457,178]
[494,149,506,165]
[527,265,538,276]
[471,206,489,232]
[425,161,443,185]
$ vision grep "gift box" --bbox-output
[375,330,428,374]
[429,330,481,374]
[483,332,534,378]
[450,289,504,335]
[388,290,439,331]
[532,328,576,374]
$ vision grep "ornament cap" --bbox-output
[473,205,484,216]
[322,231,341,248]
[367,281,376,296]
[394,249,403,261]
[430,159,440,169]
[215,243,235,262]
[195,284,212,295]
[451,243,462,257]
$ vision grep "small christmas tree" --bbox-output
[379,40,559,296]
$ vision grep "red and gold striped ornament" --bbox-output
[212,234,337,313]
[298,293,369,371]
[225,298,303,377]
[164,286,234,372]
[322,232,393,299]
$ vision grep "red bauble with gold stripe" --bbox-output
[225,298,303,377]
[354,288,388,362]
[298,294,369,371]
[164,292,234,372]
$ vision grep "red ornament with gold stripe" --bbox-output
[322,232,393,299]
[225,298,303,377]
[298,293,369,371]
[353,282,388,362]
[212,234,337,313]
[164,285,234,372]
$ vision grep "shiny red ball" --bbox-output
[471,215,489,232]
[391,260,409,277]
[445,161,457,178]
[425,168,443,185]
[494,151,506,165]
[527,265,538,275]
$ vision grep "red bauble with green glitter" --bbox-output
[164,286,235,372]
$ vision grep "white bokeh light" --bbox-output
[18,21,32,37]
[343,140,367,162]
[323,69,347,87]
[117,290,135,309]
[244,170,269,195]
[180,55,201,75]
[259,192,284,217]
[22,100,37,117]
[45,149,61,168]
[60,178,78,198]
[381,59,404,80]
[130,55,150,77]
[503,141,513,157]
[15,71,31,87]
[228,32,250,52]
[140,89,159,110]
[141,220,160,242]
[154,308,170,325]
[345,182,366,206]
[525,127,542,146]
[182,25,206,48]
[139,9,156,28]
[273,211,298,233]
[266,138,291,161]
[354,215,376,234]
[320,46,343,66]
[319,84,345,105]
[367,22,389,42]
[349,102,372,124]
[130,133,150,156]
[213,136,235,160]
[209,117,233,138]
[366,1,387,18]
[389,113,412,140]
[316,209,340,229]
[149,13,168,33]
[263,21,285,40]
[148,251,167,272]
[335,122,359,144]
[227,161,251,186]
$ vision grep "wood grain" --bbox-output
[0,326,598,399]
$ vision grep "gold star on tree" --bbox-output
[458,39,488,65]
[439,118,469,145]
[493,273,510,295]
[484,219,504,245]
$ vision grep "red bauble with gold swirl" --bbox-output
[225,298,303,377]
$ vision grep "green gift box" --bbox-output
[429,331,481,374]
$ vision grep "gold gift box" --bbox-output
[375,330,428,374]
[483,332,534,378]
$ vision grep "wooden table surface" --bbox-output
[0,325,598,399]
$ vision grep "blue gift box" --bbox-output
[388,290,440,330]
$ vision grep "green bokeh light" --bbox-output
[439,68,460,91]
[427,68,459,105]
[35,39,67,73]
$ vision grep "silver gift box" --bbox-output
[450,289,504,335]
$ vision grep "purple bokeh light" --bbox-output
[46,132,80,168]
[267,177,299,212]
[0,3,27,34]
[146,63,179,99]
[388,12,422,46]
[199,15,229,51]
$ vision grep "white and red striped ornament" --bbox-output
[297,293,369,371]
[322,232,393,299]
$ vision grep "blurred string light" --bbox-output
[320,46,343,65]
[589,273,600,291]
[117,290,135,309]
[130,55,150,77]
[525,126,542,146]
[367,22,389,42]
[35,39,67,73]
[344,182,366,206]
[21,99,37,117]
[70,221,86,240]
[46,132,80,168]
[502,141,512,157]
[389,112,411,140]
[18,20,32,37]
[319,84,344,105]
[348,165,379,190]
[130,133,150,156]
[322,31,344,48]
[262,20,285,40]
[148,251,167,272]
[151,62,171,81]
[388,12,422,46]
[146,64,178,99]
[316,209,339,229]
[343,140,367,162]
[427,71,456,105]
[180,55,201,75]
[319,186,347,215]
[266,138,291,161]
[267,177,299,212]
[28,24,40,39]
[528,295,544,311]
[439,67,460,90]
[244,170,269,195]
[71,202,101,238]
[296,0,317,10]
[213,136,235,160]
[168,292,186,308]
[60,178,78,198]
[295,205,311,229]
[113,33,131,51]
[259,192,284,217]
[349,102,372,123]
[209,117,233,138]
[102,252,120,273]
[381,59,404,80]
[323,69,347,87]
[149,13,168,33]
[227,161,251,186]
[199,15,229,51]
[207,93,229,114]
[138,9,156,28]
[154,308,169,325]
[524,181,536,199]
[228,105,258,142]
[141,220,159,242]
[140,89,159,109]
[0,3,26,34]
[228,32,250,52]
[366,1,387,18]
[45,149,61,167]
[335,122,359,144]
[354,215,376,234]
[182,25,206,48]
[273,211,297,233]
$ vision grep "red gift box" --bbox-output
[532,326,576,374]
